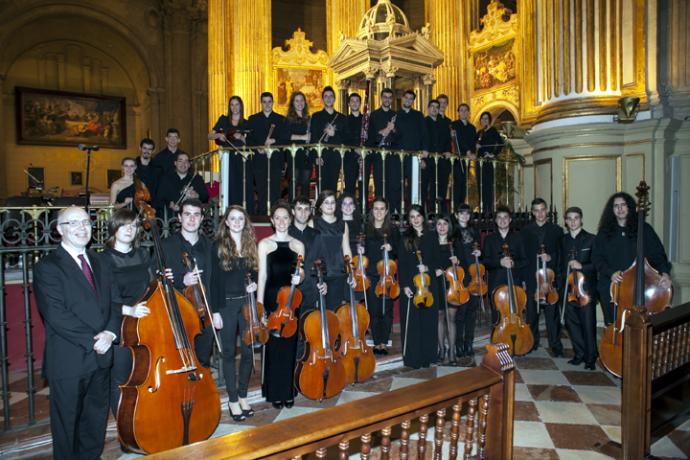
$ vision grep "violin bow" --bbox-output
[191,256,223,355]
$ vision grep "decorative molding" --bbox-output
[272,28,330,68]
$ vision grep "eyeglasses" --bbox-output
[59,219,92,229]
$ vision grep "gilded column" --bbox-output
[208,0,228,145]
[229,0,271,115]
[326,0,367,55]
[427,0,467,111]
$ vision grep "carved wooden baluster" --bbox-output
[663,330,671,375]
[418,413,429,459]
[464,397,478,459]
[672,327,680,370]
[434,408,446,459]
[315,447,327,458]
[400,419,411,460]
[653,335,661,379]
[683,324,690,364]
[337,439,349,460]
[478,393,491,458]
[449,402,462,460]
[381,426,392,460]
[360,433,372,460]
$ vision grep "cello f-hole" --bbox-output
[148,357,165,393]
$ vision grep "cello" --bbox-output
[296,259,346,401]
[336,256,376,384]
[599,182,673,378]
[266,255,303,338]
[242,273,269,349]
[375,233,400,299]
[492,243,534,356]
[412,244,433,308]
[118,203,220,454]
[445,241,470,306]
[536,244,559,305]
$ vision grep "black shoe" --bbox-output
[381,347,389,355]
[584,362,596,370]
[552,349,564,358]
[228,403,246,422]
[272,401,284,410]
[568,357,583,365]
[284,399,294,408]
[373,348,382,355]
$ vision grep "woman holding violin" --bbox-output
[339,193,363,256]
[208,95,249,206]
[210,205,258,421]
[258,201,305,409]
[399,205,437,369]
[285,91,312,200]
[453,204,483,364]
[561,207,598,370]
[363,197,400,355]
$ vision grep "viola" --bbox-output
[267,255,303,338]
[296,259,346,401]
[536,244,559,305]
[444,241,470,306]
[491,243,534,356]
[118,203,220,453]
[412,245,433,308]
[352,234,370,292]
[375,233,399,299]
[599,182,673,378]
[336,256,375,384]
[468,242,488,297]
[242,273,269,349]
[180,252,222,352]
[566,249,591,307]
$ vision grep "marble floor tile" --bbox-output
[544,423,610,450]
[534,401,598,425]
[650,435,688,459]
[514,383,534,402]
[513,421,555,449]
[526,384,582,402]
[517,369,570,386]
[337,390,375,405]
[667,430,690,457]
[272,406,319,422]
[512,356,559,370]
[435,366,465,377]
[556,448,616,459]
[514,401,540,422]
[513,446,559,459]
[572,385,621,405]
[587,404,621,426]
[601,425,621,444]
[562,370,617,387]
[389,377,425,391]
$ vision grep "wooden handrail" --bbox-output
[148,343,515,460]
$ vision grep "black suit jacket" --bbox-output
[34,245,121,380]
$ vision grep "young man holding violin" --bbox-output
[521,198,564,356]
[561,207,598,370]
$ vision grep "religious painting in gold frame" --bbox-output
[272,28,330,115]
[472,39,517,91]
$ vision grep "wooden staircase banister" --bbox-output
[148,343,515,460]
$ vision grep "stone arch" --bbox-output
[472,101,519,127]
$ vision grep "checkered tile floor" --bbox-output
[1,329,688,459]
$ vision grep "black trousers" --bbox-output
[385,155,404,214]
[289,148,312,200]
[456,295,478,355]
[49,367,109,460]
[597,282,615,325]
[111,345,131,417]
[367,278,394,346]
[364,152,383,200]
[565,300,598,364]
[435,157,451,214]
[318,149,341,193]
[420,157,432,215]
[251,151,284,215]
[525,294,563,353]
[452,158,468,208]
[343,150,359,197]
[226,152,245,206]
[218,297,253,401]
[477,160,494,213]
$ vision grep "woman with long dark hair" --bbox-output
[286,91,312,199]
[338,193,363,255]
[398,205,437,368]
[210,205,258,421]
[208,96,249,206]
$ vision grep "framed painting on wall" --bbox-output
[15,87,126,149]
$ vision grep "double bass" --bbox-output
[296,259,346,401]
[492,243,534,356]
[118,203,220,454]
[599,182,673,378]
[266,255,303,338]
[445,241,470,306]
[375,233,399,299]
[336,256,376,384]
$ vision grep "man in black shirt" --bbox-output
[391,89,428,215]
[160,199,219,366]
[343,93,364,197]
[425,99,451,215]
[561,207,598,369]
[135,138,157,195]
[288,197,325,313]
[450,103,477,208]
[483,206,527,324]
[155,151,209,218]
[437,94,450,121]
[592,192,672,325]
[151,128,185,195]
[309,86,347,193]
[521,198,563,355]
[365,88,396,200]
[246,92,286,215]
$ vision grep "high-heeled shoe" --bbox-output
[284,399,294,408]
[238,397,254,417]
[272,401,284,410]
[228,402,246,422]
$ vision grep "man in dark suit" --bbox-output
[34,206,121,459]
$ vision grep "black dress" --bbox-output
[97,247,153,415]
[262,241,299,403]
[285,116,312,200]
[213,115,248,206]
[398,231,438,368]
[365,226,400,346]
[314,217,348,308]
[476,127,503,213]
[115,183,135,207]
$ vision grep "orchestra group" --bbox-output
[37,88,674,459]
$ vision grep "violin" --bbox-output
[296,259,346,401]
[536,244,559,305]
[412,245,433,308]
[491,243,534,356]
[181,252,222,352]
[599,182,673,378]
[118,202,220,453]
[336,256,375,384]
[267,255,303,338]
[352,234,370,292]
[468,242,487,296]
[375,233,399,299]
[444,240,470,306]
[566,249,591,307]
[242,273,269,349]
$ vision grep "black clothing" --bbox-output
[429,237,467,311]
[135,157,157,195]
[450,120,477,207]
[365,108,396,199]
[262,242,299,403]
[314,216,348,307]
[425,116,452,213]
[452,120,478,156]
[454,225,482,355]
[151,147,183,192]
[288,224,323,311]
[483,229,527,292]
[210,251,253,312]
[343,113,363,196]
[345,113,363,146]
[592,222,671,324]
[213,115,249,206]
[561,229,598,364]
[212,115,248,148]
[285,116,312,200]
[343,215,363,256]
[398,231,437,368]
[246,111,287,214]
[310,109,347,192]
[155,171,209,218]
[115,183,134,207]
[389,108,428,213]
[364,225,400,346]
[476,127,502,213]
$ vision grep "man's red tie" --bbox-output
[78,254,97,292]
